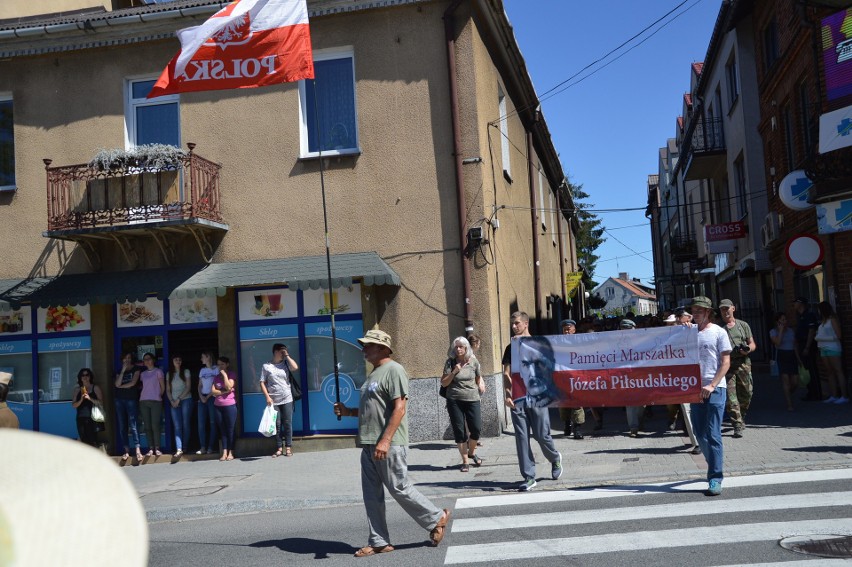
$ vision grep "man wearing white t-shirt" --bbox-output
[689,296,732,496]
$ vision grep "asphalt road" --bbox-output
[148,469,852,566]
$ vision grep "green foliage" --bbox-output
[568,180,605,290]
[587,293,608,309]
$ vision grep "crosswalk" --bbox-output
[445,468,852,565]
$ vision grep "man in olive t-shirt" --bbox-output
[334,329,450,557]
[719,299,757,438]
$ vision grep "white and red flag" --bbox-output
[148,0,314,98]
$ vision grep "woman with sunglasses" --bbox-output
[71,368,103,447]
[139,352,166,458]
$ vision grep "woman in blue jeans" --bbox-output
[259,343,299,457]
[167,355,193,457]
[113,353,141,462]
[197,351,218,454]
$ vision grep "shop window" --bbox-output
[300,48,358,157]
[125,78,180,148]
[0,95,14,190]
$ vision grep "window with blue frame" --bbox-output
[0,96,14,189]
[300,48,358,157]
[126,79,180,148]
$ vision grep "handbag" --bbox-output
[258,405,278,437]
[288,371,302,401]
[90,403,105,423]
[798,364,811,386]
[439,384,447,399]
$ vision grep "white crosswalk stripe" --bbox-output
[444,468,852,565]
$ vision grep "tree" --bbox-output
[568,180,605,290]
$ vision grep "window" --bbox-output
[734,156,747,219]
[782,104,796,169]
[538,168,546,231]
[125,78,180,148]
[725,55,739,111]
[606,287,614,300]
[299,48,358,157]
[800,82,814,158]
[498,85,511,181]
[549,192,556,241]
[763,18,779,72]
[0,95,14,190]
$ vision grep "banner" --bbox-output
[148,0,314,98]
[565,271,583,298]
[821,8,852,102]
[819,104,852,154]
[509,326,700,408]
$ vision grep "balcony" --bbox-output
[670,234,698,263]
[804,147,852,203]
[43,144,228,267]
[681,117,726,181]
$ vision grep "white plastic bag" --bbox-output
[258,405,278,437]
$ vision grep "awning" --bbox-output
[0,252,400,309]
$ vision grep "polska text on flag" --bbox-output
[148,0,314,98]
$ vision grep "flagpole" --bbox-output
[311,79,342,420]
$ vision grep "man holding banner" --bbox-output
[688,296,732,496]
[503,312,563,492]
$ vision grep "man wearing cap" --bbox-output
[718,299,757,438]
[0,371,19,428]
[502,311,563,492]
[333,328,450,557]
[794,296,821,401]
[558,319,585,439]
[689,296,732,496]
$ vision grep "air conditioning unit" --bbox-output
[760,212,780,248]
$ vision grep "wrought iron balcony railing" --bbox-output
[670,234,698,262]
[45,146,222,232]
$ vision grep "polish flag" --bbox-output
[148,0,314,98]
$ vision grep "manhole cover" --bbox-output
[780,534,852,558]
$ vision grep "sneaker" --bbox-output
[824,396,838,403]
[833,397,850,404]
[705,479,722,496]
[667,420,676,431]
[195,450,203,455]
[629,429,639,438]
[519,477,537,491]
[690,446,702,455]
[732,428,743,439]
[551,452,563,480]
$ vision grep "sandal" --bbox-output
[272,448,283,458]
[174,450,183,458]
[136,450,144,461]
[284,447,292,457]
[429,509,451,547]
[226,455,234,461]
[468,453,483,467]
[121,453,129,462]
[154,449,162,457]
[354,545,394,557]
[460,463,469,473]
[145,450,154,457]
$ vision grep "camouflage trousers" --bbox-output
[559,407,585,425]
[725,360,753,430]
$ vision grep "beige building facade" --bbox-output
[0,0,577,448]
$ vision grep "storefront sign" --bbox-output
[116,298,164,328]
[508,326,700,408]
[36,305,91,333]
[821,9,852,102]
[819,104,852,154]
[239,324,293,341]
[0,340,32,354]
[303,284,362,316]
[237,288,297,320]
[778,170,814,211]
[169,296,218,325]
[706,239,735,254]
[816,198,852,234]
[0,306,31,336]
[37,336,92,352]
[705,221,746,242]
[785,234,824,270]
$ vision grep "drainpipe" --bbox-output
[556,183,567,306]
[443,0,475,335]
[527,129,542,331]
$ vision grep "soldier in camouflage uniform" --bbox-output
[558,319,586,439]
[719,299,757,438]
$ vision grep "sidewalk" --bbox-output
[124,372,852,522]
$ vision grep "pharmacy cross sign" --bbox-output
[838,118,852,137]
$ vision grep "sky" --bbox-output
[502,0,723,287]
